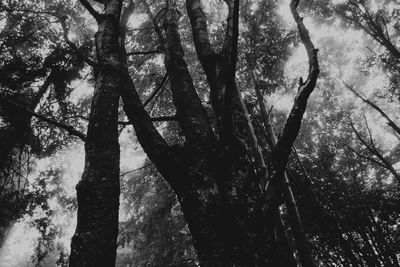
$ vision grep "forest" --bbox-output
[1,0,400,266]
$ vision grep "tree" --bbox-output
[67,0,123,265]
[63,0,321,265]
[4,0,400,266]
[0,0,88,248]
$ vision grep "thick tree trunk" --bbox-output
[119,1,317,266]
[69,1,122,266]
[174,172,296,266]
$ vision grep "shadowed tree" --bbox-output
[67,0,320,265]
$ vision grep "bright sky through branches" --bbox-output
[2,0,400,265]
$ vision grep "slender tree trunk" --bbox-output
[252,67,314,267]
[69,1,122,266]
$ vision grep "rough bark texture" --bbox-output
[132,0,314,265]
[69,1,122,266]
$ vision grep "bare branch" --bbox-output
[347,146,387,169]
[78,0,101,20]
[143,0,165,45]
[343,81,400,136]
[290,0,319,76]
[350,121,400,182]
[272,0,320,166]
[126,50,161,56]
[0,95,86,141]
[150,115,177,122]
[120,163,153,177]
[143,74,169,106]
[0,4,62,18]
[336,1,400,59]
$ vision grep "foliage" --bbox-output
[1,0,400,266]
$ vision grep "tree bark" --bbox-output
[69,1,122,266]
[119,0,318,266]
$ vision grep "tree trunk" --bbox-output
[177,172,295,266]
[69,1,122,266]
[118,1,318,266]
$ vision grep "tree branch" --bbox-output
[119,68,170,161]
[119,67,188,190]
[221,0,239,141]
[350,121,400,182]
[120,163,153,177]
[186,0,216,62]
[347,145,387,169]
[60,19,97,67]
[1,2,97,68]
[150,115,177,122]
[251,70,276,149]
[336,1,400,59]
[78,0,101,20]
[118,115,176,125]
[117,1,184,183]
[126,50,161,56]
[267,2,319,266]
[0,95,86,141]
[272,0,320,168]
[162,7,215,148]
[343,81,400,136]
[221,0,235,58]
[143,0,165,45]
[143,73,169,106]
[0,4,62,18]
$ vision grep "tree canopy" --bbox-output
[1,0,400,266]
